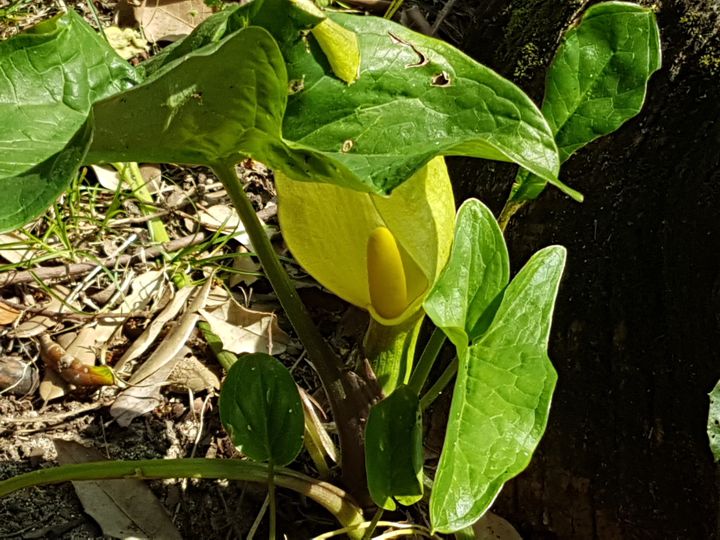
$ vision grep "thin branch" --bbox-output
[0,233,207,288]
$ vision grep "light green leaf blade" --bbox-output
[430,246,566,533]
[365,385,424,510]
[219,353,304,466]
[87,26,286,166]
[546,2,661,161]
[424,199,510,349]
[0,10,138,232]
[510,1,662,201]
[707,380,720,461]
[283,13,560,194]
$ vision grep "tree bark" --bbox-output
[444,0,720,537]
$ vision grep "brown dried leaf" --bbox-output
[0,356,38,396]
[114,286,194,374]
[110,347,191,427]
[199,299,289,356]
[54,440,182,540]
[0,302,19,325]
[133,0,214,43]
[168,355,220,393]
[13,286,76,338]
[0,232,37,264]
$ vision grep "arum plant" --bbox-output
[0,0,661,537]
[276,156,455,392]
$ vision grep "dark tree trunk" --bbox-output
[441,0,720,537]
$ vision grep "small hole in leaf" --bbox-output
[431,71,452,87]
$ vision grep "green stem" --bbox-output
[199,320,238,371]
[212,162,371,502]
[268,461,276,540]
[360,508,384,540]
[0,458,364,535]
[114,162,170,244]
[407,327,446,395]
[420,356,458,411]
[497,200,526,232]
[363,311,424,395]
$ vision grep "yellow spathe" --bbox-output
[276,156,455,325]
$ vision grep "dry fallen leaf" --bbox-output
[111,346,191,427]
[114,285,194,374]
[168,355,220,393]
[132,0,214,43]
[199,298,289,356]
[0,356,38,396]
[93,269,167,346]
[54,440,182,540]
[0,302,19,325]
[13,286,77,338]
[0,231,38,264]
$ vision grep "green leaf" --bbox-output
[430,246,566,533]
[424,199,510,349]
[708,380,720,462]
[311,18,360,84]
[87,26,287,166]
[510,1,662,201]
[0,10,138,232]
[282,13,560,194]
[219,353,304,466]
[365,385,424,510]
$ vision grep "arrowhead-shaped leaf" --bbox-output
[219,353,304,466]
[283,13,559,194]
[0,10,138,232]
[430,246,566,533]
[510,1,662,201]
[424,199,510,349]
[365,385,424,510]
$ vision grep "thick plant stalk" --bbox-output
[213,162,373,502]
[363,311,424,395]
[0,458,364,537]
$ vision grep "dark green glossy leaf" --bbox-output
[510,1,662,201]
[0,10,138,232]
[365,385,423,510]
[283,13,560,194]
[219,353,304,466]
[708,380,720,461]
[430,246,566,533]
[424,199,509,349]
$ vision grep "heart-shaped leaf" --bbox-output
[510,2,662,201]
[283,13,560,194]
[0,10,138,232]
[87,26,287,167]
[424,199,510,349]
[219,353,304,466]
[365,385,423,510]
[430,246,566,533]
